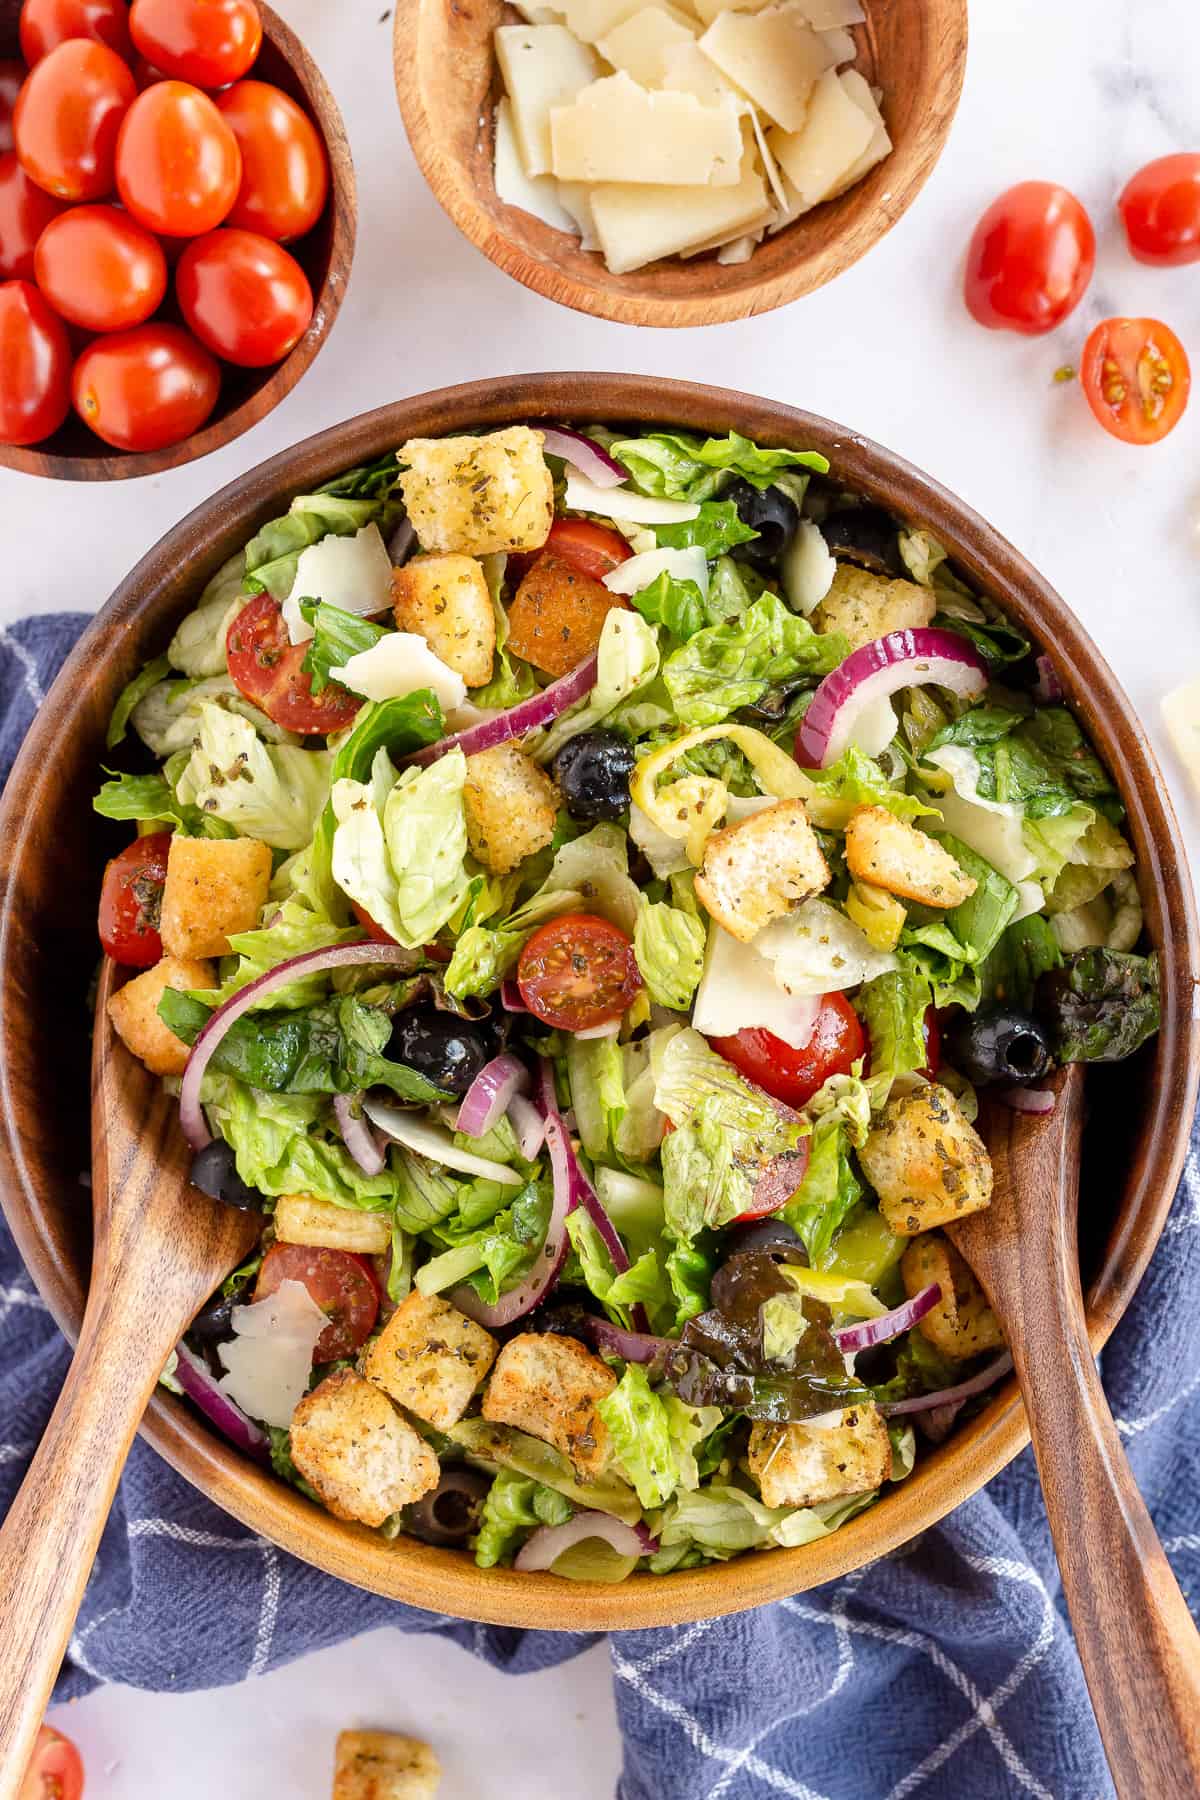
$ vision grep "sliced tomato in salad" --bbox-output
[710,993,866,1112]
[350,900,397,945]
[517,912,643,1031]
[254,1242,380,1362]
[19,1724,84,1800]
[546,517,633,580]
[98,829,171,966]
[226,594,362,735]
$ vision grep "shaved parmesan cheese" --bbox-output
[678,200,774,256]
[717,231,760,262]
[495,23,598,176]
[698,4,833,132]
[693,922,822,1047]
[494,98,576,230]
[558,0,645,41]
[749,105,788,209]
[819,24,855,62]
[660,37,744,104]
[364,1101,525,1185]
[795,0,863,24]
[826,67,891,196]
[564,472,701,522]
[768,65,873,204]
[282,524,394,646]
[1163,677,1200,799]
[755,899,898,995]
[597,4,697,84]
[604,544,709,597]
[217,1279,328,1430]
[557,179,601,247]
[630,800,691,876]
[692,0,772,26]
[590,137,768,270]
[510,0,565,18]
[781,518,835,613]
[331,631,468,712]
[551,72,742,185]
[846,692,898,757]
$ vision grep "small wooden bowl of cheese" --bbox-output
[393,0,966,326]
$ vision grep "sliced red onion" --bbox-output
[879,1351,1013,1417]
[537,425,625,488]
[832,1282,940,1353]
[918,1401,963,1444]
[1033,653,1063,703]
[174,1341,270,1463]
[796,628,988,769]
[178,943,422,1151]
[456,1053,529,1138]
[332,1093,387,1176]
[407,654,599,767]
[508,1091,548,1160]
[501,979,527,1013]
[387,517,416,565]
[579,1316,673,1368]
[514,1510,658,1571]
[996,1086,1056,1115]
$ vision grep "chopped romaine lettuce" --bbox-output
[535,610,660,762]
[782,1119,862,1265]
[106,655,171,749]
[596,1365,678,1508]
[629,570,708,642]
[93,769,235,838]
[856,964,932,1081]
[299,600,387,694]
[174,702,332,848]
[611,430,828,503]
[201,1074,398,1210]
[471,552,538,710]
[331,747,469,948]
[634,890,706,1011]
[796,745,939,828]
[1038,947,1160,1063]
[653,500,759,560]
[473,1468,573,1569]
[662,593,848,728]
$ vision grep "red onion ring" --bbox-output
[407,654,599,767]
[501,979,527,1013]
[878,1351,1013,1417]
[796,628,988,769]
[387,517,416,565]
[508,1092,548,1160]
[579,1316,673,1369]
[514,1510,658,1571]
[332,1093,387,1176]
[456,1053,529,1139]
[996,1085,1056,1115]
[174,1341,270,1462]
[832,1282,940,1354]
[1033,653,1063,703]
[536,426,626,488]
[537,1061,633,1283]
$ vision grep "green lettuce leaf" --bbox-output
[1038,947,1159,1063]
[856,964,932,1080]
[205,898,363,1010]
[596,1365,678,1509]
[200,1074,399,1209]
[798,745,939,826]
[473,1468,573,1569]
[934,612,1031,672]
[652,1482,876,1560]
[168,576,244,677]
[92,769,235,838]
[330,746,469,948]
[611,429,828,503]
[242,456,402,599]
[106,655,172,749]
[630,571,707,642]
[782,1120,862,1264]
[535,610,660,762]
[174,702,332,849]
[979,914,1063,1012]
[300,600,386,695]
[634,892,706,1010]
[470,553,538,709]
[662,593,848,727]
[653,500,759,559]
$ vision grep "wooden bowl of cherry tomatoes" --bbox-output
[0,0,355,479]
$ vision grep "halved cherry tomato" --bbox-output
[226,594,361,734]
[14,37,135,201]
[0,60,25,156]
[176,227,312,367]
[0,279,71,446]
[351,900,397,945]
[0,152,65,280]
[18,1724,84,1800]
[36,202,167,331]
[964,181,1095,336]
[98,830,171,966]
[1080,316,1190,445]
[547,517,633,581]
[115,80,241,237]
[215,79,328,243]
[710,993,865,1112]
[1118,154,1200,267]
[130,0,262,89]
[517,912,643,1031]
[73,321,221,451]
[254,1242,379,1362]
[19,0,133,65]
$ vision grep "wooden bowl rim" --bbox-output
[392,0,968,327]
[0,2,357,483]
[0,372,1195,1631]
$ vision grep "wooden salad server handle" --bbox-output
[0,962,257,1800]
[948,1062,1200,1798]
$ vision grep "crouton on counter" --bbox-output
[333,1730,441,1799]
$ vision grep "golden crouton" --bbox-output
[398,428,554,558]
[159,834,273,960]
[361,1290,498,1431]
[482,1332,616,1476]
[748,1402,892,1509]
[505,551,629,678]
[901,1234,1004,1361]
[813,564,936,652]
[844,806,976,909]
[463,744,558,875]
[275,1193,392,1256]
[391,555,496,688]
[290,1370,438,1528]
[694,799,830,943]
[858,1084,993,1236]
[333,1730,441,1800]
[107,955,216,1077]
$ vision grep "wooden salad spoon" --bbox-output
[950,1061,1200,1797]
[0,961,259,1797]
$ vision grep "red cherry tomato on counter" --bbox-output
[226,594,362,735]
[254,1242,379,1363]
[13,37,135,201]
[546,517,633,581]
[130,0,262,89]
[1080,316,1190,445]
[710,993,866,1113]
[0,279,71,446]
[0,60,25,155]
[517,913,643,1031]
[176,227,312,367]
[35,202,167,331]
[18,1724,84,1800]
[98,830,171,967]
[1118,154,1200,266]
[215,79,328,243]
[72,321,221,451]
[115,80,241,237]
[0,151,65,280]
[963,181,1095,335]
[19,0,133,65]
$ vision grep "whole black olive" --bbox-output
[527,1301,595,1341]
[189,1140,265,1212]
[552,728,635,821]
[946,1007,1053,1086]
[405,1466,493,1547]
[725,478,800,565]
[819,505,905,578]
[724,1218,805,1260]
[388,1008,490,1096]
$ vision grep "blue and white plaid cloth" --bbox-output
[1,612,1196,1800]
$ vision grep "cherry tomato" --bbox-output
[920,1006,941,1080]
[516,912,643,1031]
[546,517,633,581]
[36,203,167,331]
[0,151,65,280]
[115,79,241,237]
[226,594,362,734]
[18,1724,84,1800]
[72,321,221,451]
[0,60,25,156]
[14,37,135,201]
[0,280,71,445]
[964,181,1095,336]
[350,900,397,945]
[710,993,865,1113]
[176,227,311,367]
[97,830,171,966]
[1080,316,1190,446]
[130,0,262,89]
[215,79,327,243]
[19,0,133,65]
[254,1242,379,1362]
[1118,154,1200,267]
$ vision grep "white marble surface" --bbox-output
[8,0,1195,1789]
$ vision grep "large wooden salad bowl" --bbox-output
[0,374,1194,1629]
